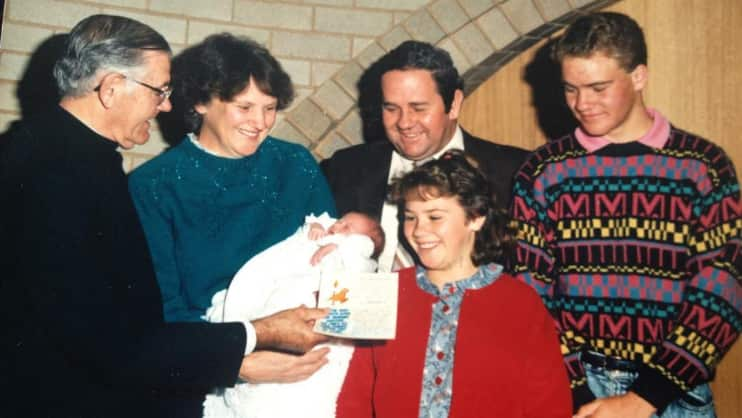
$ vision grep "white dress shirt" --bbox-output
[377,126,465,272]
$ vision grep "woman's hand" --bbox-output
[239,348,330,383]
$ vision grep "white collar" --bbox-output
[388,125,464,180]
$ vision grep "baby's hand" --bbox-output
[307,223,327,240]
[310,243,338,266]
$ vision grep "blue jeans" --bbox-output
[583,355,716,418]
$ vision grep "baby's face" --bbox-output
[328,213,374,236]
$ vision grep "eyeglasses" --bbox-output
[125,76,173,103]
[94,74,173,104]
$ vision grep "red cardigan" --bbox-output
[336,267,571,418]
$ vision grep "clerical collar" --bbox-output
[574,108,670,153]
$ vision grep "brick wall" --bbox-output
[0,0,611,171]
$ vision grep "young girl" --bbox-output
[336,150,571,417]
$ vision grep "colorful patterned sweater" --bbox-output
[512,123,742,412]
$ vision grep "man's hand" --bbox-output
[252,305,329,353]
[239,348,330,383]
[310,243,338,266]
[573,392,656,418]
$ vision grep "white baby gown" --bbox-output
[202,213,377,418]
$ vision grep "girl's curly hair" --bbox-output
[387,149,516,266]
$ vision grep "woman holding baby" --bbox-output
[128,33,335,416]
[129,33,334,324]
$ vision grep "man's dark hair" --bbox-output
[375,40,463,112]
[387,150,516,266]
[552,12,647,72]
[172,33,294,133]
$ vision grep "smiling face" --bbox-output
[195,77,277,158]
[561,52,649,142]
[403,193,484,286]
[110,51,173,149]
[381,69,462,161]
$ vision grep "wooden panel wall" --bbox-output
[459,0,742,416]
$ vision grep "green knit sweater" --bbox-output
[129,136,335,322]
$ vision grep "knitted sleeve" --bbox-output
[521,282,574,418]
[335,343,376,417]
[128,170,202,322]
[629,138,742,412]
[511,146,595,411]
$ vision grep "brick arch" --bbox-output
[271,0,618,160]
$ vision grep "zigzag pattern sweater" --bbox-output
[512,125,742,412]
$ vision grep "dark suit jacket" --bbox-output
[0,106,246,418]
[320,130,529,219]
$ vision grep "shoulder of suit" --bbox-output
[323,141,393,162]
[464,133,530,159]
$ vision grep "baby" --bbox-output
[203,212,384,418]
[307,211,385,267]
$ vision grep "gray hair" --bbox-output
[53,14,171,97]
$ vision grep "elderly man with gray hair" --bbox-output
[0,14,329,418]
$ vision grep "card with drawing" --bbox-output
[313,270,398,339]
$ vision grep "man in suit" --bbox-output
[0,14,328,417]
[322,40,528,272]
